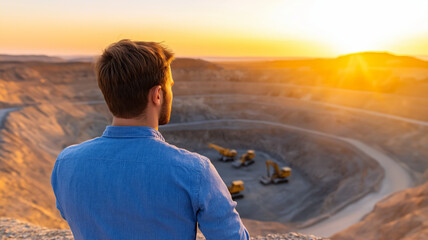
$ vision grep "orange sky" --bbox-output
[1,0,428,58]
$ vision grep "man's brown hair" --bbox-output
[95,39,174,118]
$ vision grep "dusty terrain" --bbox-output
[332,181,428,240]
[0,52,427,238]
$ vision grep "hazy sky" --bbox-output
[1,0,428,57]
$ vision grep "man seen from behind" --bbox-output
[51,39,249,240]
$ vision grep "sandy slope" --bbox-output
[332,181,428,240]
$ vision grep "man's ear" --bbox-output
[150,85,162,106]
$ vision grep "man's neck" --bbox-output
[111,116,159,130]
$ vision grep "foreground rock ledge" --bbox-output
[0,218,328,240]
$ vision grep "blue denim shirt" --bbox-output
[51,126,249,240]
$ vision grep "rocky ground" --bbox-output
[0,218,328,240]
[0,218,73,240]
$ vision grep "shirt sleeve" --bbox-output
[51,155,66,220]
[196,158,250,240]
[56,199,66,220]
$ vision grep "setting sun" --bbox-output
[268,0,428,55]
[1,0,428,57]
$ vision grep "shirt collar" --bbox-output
[102,126,165,142]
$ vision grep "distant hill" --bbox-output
[0,57,224,85]
[0,54,64,62]
[64,56,97,63]
[171,58,223,71]
[222,52,428,69]
[215,51,428,95]
[335,52,428,68]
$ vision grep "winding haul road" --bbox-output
[161,119,414,237]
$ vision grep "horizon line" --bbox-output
[1,52,428,62]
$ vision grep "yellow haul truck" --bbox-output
[228,180,245,200]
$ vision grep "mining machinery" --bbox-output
[232,150,256,168]
[228,180,245,200]
[208,143,237,162]
[260,160,292,185]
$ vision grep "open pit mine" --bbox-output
[0,52,427,239]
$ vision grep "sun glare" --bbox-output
[270,0,428,55]
[1,0,428,57]
[307,0,397,54]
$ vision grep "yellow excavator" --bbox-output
[232,150,256,168]
[208,143,237,162]
[228,180,244,200]
[260,160,292,185]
